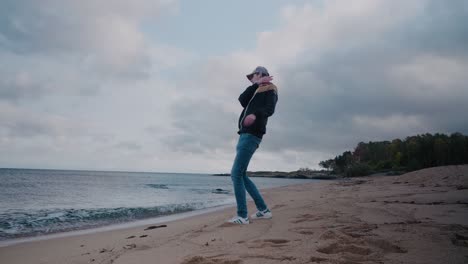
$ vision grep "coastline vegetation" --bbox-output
[319,132,468,177]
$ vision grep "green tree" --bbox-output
[434,136,449,166]
[449,133,467,164]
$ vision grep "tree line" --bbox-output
[319,132,468,177]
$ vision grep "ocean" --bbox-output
[0,168,314,241]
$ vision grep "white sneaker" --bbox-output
[228,216,250,225]
[251,208,272,219]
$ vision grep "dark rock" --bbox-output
[144,225,167,230]
[452,233,468,247]
[212,188,230,194]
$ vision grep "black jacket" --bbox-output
[237,83,278,139]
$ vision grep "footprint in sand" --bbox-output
[247,239,290,248]
[317,242,372,256]
[339,223,378,238]
[309,256,361,264]
[291,213,323,224]
[289,227,315,235]
[337,261,363,264]
[262,239,289,244]
[218,222,243,228]
[272,204,286,210]
[126,234,149,239]
[309,256,329,263]
[319,230,344,241]
[365,238,407,253]
[451,233,468,247]
[241,254,296,261]
[317,229,407,260]
[123,244,137,250]
[181,256,242,264]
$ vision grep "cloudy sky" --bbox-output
[1,0,467,173]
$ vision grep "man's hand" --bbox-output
[243,114,256,127]
[255,76,273,84]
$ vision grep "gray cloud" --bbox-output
[165,0,468,168]
[0,0,179,102]
[113,141,142,151]
[0,0,177,54]
[0,102,103,139]
[164,98,238,154]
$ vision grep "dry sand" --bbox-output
[1,165,467,264]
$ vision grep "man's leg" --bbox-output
[244,175,268,212]
[242,134,268,211]
[231,133,259,218]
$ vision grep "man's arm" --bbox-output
[254,90,278,118]
[238,83,259,108]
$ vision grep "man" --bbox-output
[228,66,278,225]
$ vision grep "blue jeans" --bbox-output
[231,133,268,218]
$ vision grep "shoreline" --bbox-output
[0,204,235,248]
[0,173,316,246]
[0,183,303,248]
[1,166,467,264]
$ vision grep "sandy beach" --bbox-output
[1,165,467,264]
